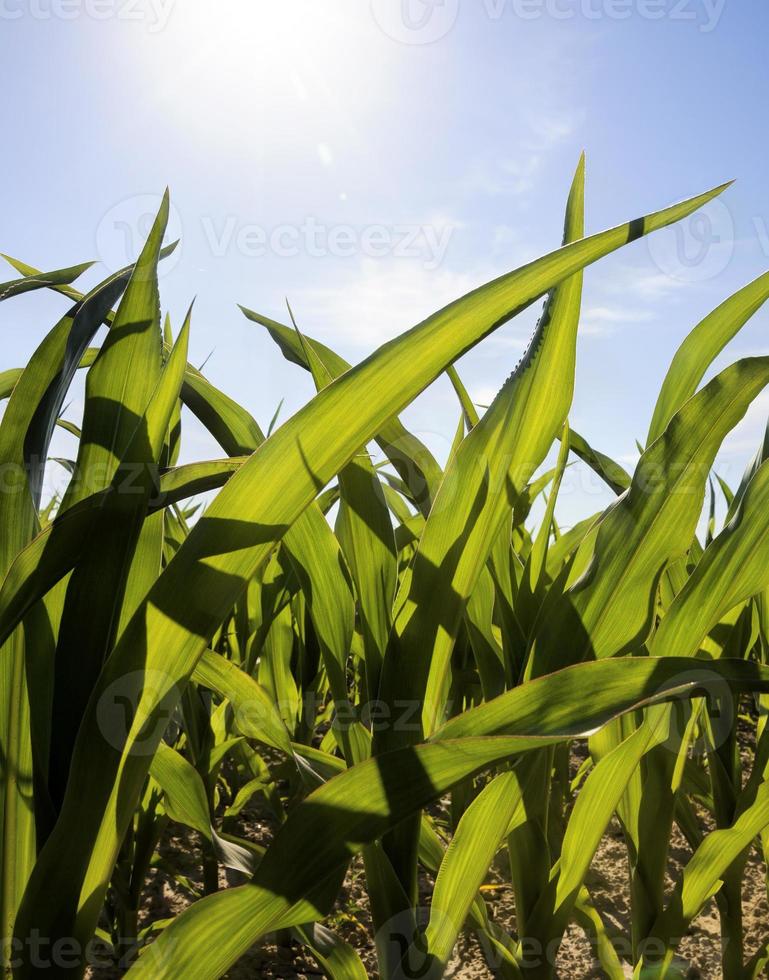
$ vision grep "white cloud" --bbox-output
[289,257,497,349]
[459,156,542,198]
[483,332,529,351]
[470,383,503,408]
[529,115,579,146]
[456,110,582,200]
[580,304,656,338]
[603,264,691,302]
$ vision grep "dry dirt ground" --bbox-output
[89,740,769,979]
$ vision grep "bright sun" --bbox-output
[143,2,384,144]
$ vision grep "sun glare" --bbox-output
[145,2,383,143]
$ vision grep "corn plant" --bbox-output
[2,161,769,979]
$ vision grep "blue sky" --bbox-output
[2,0,768,524]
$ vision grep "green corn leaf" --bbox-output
[516,423,572,636]
[638,777,769,977]
[528,356,769,677]
[715,472,735,511]
[181,365,264,455]
[294,922,368,980]
[0,253,157,949]
[544,512,601,581]
[283,507,362,760]
[417,815,522,977]
[725,416,769,524]
[646,270,769,446]
[526,724,660,952]
[0,458,249,649]
[0,369,22,401]
[433,657,769,741]
[651,459,769,659]
[153,457,248,507]
[192,650,294,757]
[379,155,585,741]
[573,888,627,980]
[412,771,522,978]
[0,260,94,302]
[241,307,444,515]
[257,591,299,731]
[1,245,177,306]
[58,194,168,513]
[446,363,480,430]
[335,451,398,703]
[465,567,507,701]
[563,426,631,495]
[46,196,174,809]
[374,156,583,925]
[174,325,363,762]
[149,742,256,875]
[149,740,218,842]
